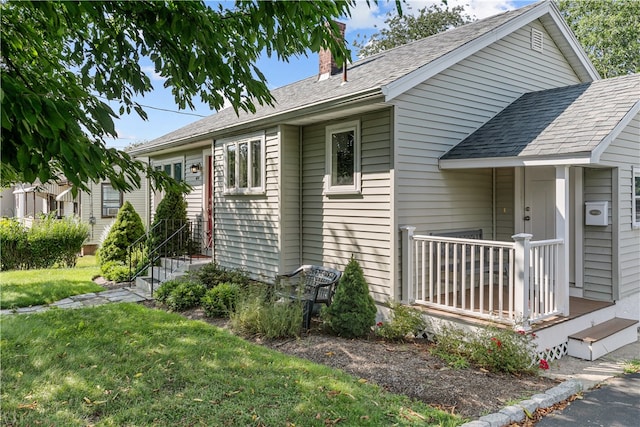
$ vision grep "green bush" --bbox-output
[201,282,240,317]
[0,215,88,270]
[375,302,428,341]
[149,189,189,256]
[99,201,145,267]
[321,257,377,338]
[154,278,184,304]
[193,263,250,289]
[431,324,538,374]
[158,280,206,312]
[230,287,303,339]
[0,218,28,271]
[100,261,131,283]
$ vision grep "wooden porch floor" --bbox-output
[415,285,614,330]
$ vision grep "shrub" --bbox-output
[321,256,377,338]
[0,215,88,270]
[230,287,303,339]
[99,201,145,267]
[0,218,28,271]
[430,324,539,374]
[149,189,188,256]
[375,301,427,341]
[100,261,130,283]
[159,280,206,311]
[194,263,250,289]
[154,278,184,304]
[201,282,240,317]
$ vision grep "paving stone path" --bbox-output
[0,287,152,316]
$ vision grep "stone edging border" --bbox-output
[460,379,582,427]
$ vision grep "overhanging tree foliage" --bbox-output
[1,0,367,194]
[556,0,639,78]
[354,2,472,57]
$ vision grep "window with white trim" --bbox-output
[633,166,640,227]
[325,120,361,195]
[154,159,183,182]
[223,132,265,194]
[101,183,122,218]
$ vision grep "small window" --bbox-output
[101,183,122,218]
[633,166,640,227]
[325,120,361,195]
[223,132,265,194]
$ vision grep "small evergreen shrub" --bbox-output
[99,201,145,267]
[164,280,206,311]
[201,282,240,317]
[375,301,427,341]
[149,190,188,256]
[230,287,303,339]
[194,262,250,289]
[321,256,377,338]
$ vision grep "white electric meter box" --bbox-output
[585,201,608,226]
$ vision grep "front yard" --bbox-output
[0,303,461,426]
[0,256,102,309]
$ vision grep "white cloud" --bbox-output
[344,1,388,31]
[141,65,164,82]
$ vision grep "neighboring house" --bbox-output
[130,0,639,360]
[9,174,149,255]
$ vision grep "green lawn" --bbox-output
[0,304,462,426]
[0,256,103,309]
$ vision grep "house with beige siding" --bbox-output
[131,0,639,360]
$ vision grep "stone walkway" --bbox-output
[0,287,152,316]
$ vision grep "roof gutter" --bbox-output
[439,153,594,169]
[130,87,384,156]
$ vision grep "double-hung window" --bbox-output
[633,166,640,227]
[223,132,265,194]
[101,183,123,218]
[325,120,361,195]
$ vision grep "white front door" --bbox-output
[523,167,556,240]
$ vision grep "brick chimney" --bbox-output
[318,21,346,81]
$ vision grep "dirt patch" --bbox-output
[94,276,131,291]
[142,302,559,420]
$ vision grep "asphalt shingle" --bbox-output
[441,74,640,160]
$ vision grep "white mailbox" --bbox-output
[585,201,608,226]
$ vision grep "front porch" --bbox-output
[399,229,637,361]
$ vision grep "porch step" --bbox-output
[567,317,638,361]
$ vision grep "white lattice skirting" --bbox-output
[538,341,568,362]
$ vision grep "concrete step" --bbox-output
[567,317,639,361]
[136,276,161,294]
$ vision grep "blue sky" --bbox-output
[107,0,536,149]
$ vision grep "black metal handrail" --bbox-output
[127,220,165,282]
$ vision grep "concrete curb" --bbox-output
[460,379,583,427]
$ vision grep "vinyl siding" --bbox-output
[583,168,613,301]
[280,125,301,273]
[213,129,280,283]
[495,168,515,241]
[598,113,640,299]
[81,166,149,247]
[391,20,583,299]
[301,109,392,302]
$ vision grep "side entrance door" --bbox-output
[523,167,556,240]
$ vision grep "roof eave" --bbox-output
[439,153,594,169]
[590,100,640,163]
[129,87,384,157]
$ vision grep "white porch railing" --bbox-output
[401,227,565,326]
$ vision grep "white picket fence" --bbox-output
[401,227,566,325]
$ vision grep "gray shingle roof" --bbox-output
[135,2,540,152]
[441,74,640,161]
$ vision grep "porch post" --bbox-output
[555,166,570,316]
[512,233,532,328]
[400,226,416,304]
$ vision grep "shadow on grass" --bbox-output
[0,279,104,309]
[1,303,462,426]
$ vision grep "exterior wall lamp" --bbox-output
[190,163,201,174]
